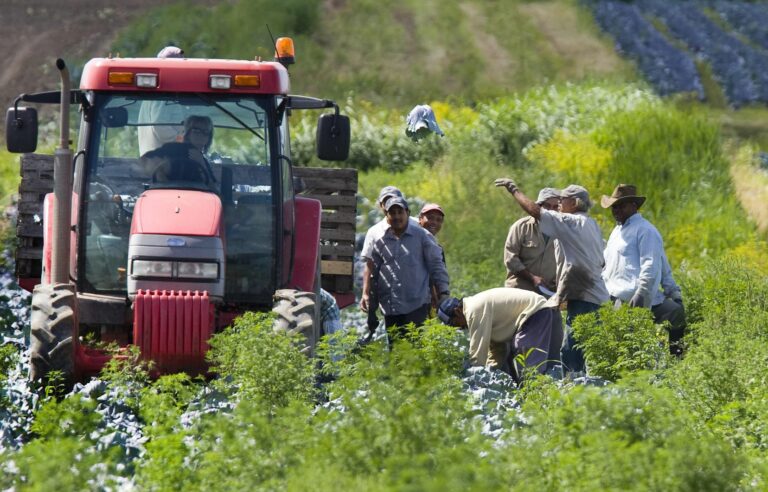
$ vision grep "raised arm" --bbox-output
[494,178,542,220]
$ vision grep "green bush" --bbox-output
[506,380,747,491]
[206,312,316,409]
[573,304,670,381]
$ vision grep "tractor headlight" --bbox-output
[176,261,219,280]
[132,259,173,278]
[131,260,219,280]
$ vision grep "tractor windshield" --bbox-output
[80,92,278,300]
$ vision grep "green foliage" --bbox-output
[0,149,20,209]
[99,345,152,411]
[31,394,101,440]
[510,380,746,491]
[665,256,768,465]
[0,344,17,380]
[0,437,124,491]
[140,373,199,436]
[206,312,315,409]
[573,304,670,381]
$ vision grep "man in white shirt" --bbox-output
[601,184,686,354]
[495,178,609,373]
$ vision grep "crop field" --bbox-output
[2,0,768,490]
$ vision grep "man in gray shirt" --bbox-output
[363,196,450,340]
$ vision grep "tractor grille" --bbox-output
[133,290,213,373]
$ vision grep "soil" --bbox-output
[0,0,219,116]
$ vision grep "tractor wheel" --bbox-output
[29,283,78,388]
[273,289,320,356]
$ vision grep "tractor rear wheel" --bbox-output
[272,289,320,356]
[29,283,77,388]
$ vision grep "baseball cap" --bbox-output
[558,184,591,204]
[437,297,460,324]
[419,203,444,216]
[536,187,560,205]
[384,196,409,212]
[378,186,403,205]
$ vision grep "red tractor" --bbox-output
[5,40,357,386]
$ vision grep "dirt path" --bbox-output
[730,147,768,233]
[0,0,218,113]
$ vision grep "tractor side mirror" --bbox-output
[102,107,128,128]
[316,113,350,161]
[6,107,38,153]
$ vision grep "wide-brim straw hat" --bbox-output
[601,184,646,208]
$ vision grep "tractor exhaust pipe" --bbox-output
[51,58,73,284]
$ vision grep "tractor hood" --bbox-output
[131,189,222,237]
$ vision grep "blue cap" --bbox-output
[384,196,409,212]
[437,297,460,324]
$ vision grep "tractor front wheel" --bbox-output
[29,283,77,388]
[272,289,320,356]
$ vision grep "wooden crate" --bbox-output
[294,167,358,295]
[16,154,53,279]
[12,155,359,295]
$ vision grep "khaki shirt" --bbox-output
[463,288,550,366]
[504,216,557,292]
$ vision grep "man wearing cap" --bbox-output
[365,196,450,339]
[437,289,563,378]
[418,203,445,238]
[359,186,421,333]
[504,188,559,293]
[419,203,447,308]
[601,184,686,354]
[495,178,609,373]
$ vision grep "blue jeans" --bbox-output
[561,300,600,373]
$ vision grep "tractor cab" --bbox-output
[79,91,284,307]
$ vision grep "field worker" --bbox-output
[366,196,450,342]
[418,203,445,237]
[495,178,609,374]
[360,186,418,333]
[659,253,686,355]
[600,184,686,355]
[437,288,563,378]
[419,202,447,308]
[504,187,559,294]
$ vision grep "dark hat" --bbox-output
[437,297,460,324]
[600,184,646,209]
[384,196,409,212]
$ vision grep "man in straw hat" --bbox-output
[601,184,686,354]
[495,178,609,374]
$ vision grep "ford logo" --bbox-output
[167,237,186,247]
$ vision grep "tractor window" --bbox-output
[81,93,277,300]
